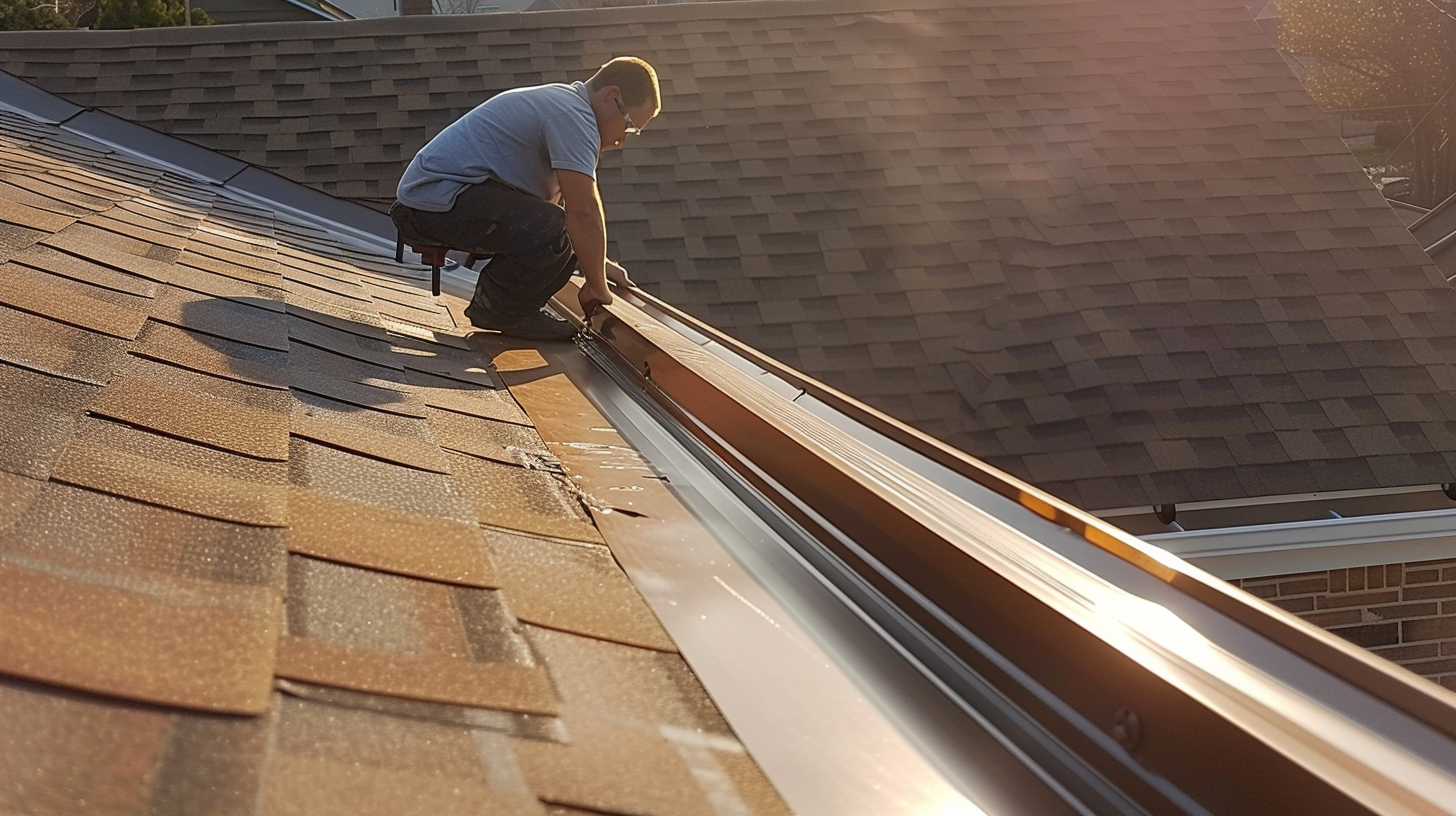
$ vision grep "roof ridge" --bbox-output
[0,0,1065,46]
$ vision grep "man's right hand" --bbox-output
[579,279,614,319]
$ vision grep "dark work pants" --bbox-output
[390,179,577,321]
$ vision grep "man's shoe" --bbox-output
[500,310,579,341]
[466,303,577,342]
[464,299,509,329]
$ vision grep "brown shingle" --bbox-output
[53,417,289,526]
[0,195,76,233]
[514,624,786,816]
[2,477,286,587]
[10,242,158,297]
[389,333,499,386]
[86,211,190,251]
[288,365,427,417]
[285,486,494,587]
[0,676,185,815]
[0,179,95,218]
[259,695,545,816]
[93,373,289,460]
[131,318,289,388]
[178,248,283,288]
[287,314,401,370]
[150,284,289,349]
[183,235,281,274]
[0,362,97,479]
[281,263,370,302]
[0,260,149,339]
[445,450,603,544]
[285,294,390,341]
[0,558,279,713]
[404,368,531,424]
[486,529,673,652]
[424,405,545,465]
[290,390,451,474]
[0,303,129,384]
[277,555,555,713]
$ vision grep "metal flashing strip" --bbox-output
[427,278,1089,814]
[517,341,1103,816]
[557,281,1456,816]
[225,166,393,247]
[62,110,248,185]
[1146,508,1456,580]
[0,70,82,124]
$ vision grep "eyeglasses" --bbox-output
[614,97,642,136]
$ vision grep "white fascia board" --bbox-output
[1144,508,1456,579]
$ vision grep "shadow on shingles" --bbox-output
[461,320,583,391]
[172,292,502,415]
[0,131,506,415]
[437,277,586,388]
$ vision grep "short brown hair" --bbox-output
[588,56,661,115]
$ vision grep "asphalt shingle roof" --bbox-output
[7,0,1456,511]
[0,107,789,816]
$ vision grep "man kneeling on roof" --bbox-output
[391,56,660,341]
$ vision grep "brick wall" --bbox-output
[1233,559,1456,691]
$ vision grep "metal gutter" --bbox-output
[606,287,1456,729]
[1146,508,1456,580]
[555,281,1456,816]
[628,288,1456,539]
[1097,484,1456,537]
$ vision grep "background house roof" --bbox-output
[0,100,789,815]
[8,0,1456,511]
[196,0,351,25]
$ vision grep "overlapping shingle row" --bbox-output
[0,109,788,816]
[6,0,1456,510]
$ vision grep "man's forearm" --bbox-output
[565,206,607,288]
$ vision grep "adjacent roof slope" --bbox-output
[8,0,1456,511]
[0,105,788,815]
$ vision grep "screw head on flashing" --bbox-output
[1112,707,1143,751]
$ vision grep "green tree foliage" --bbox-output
[95,0,210,27]
[0,0,73,29]
[1277,0,1456,206]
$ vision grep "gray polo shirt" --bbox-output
[396,81,601,212]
